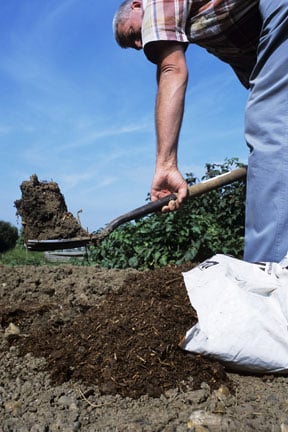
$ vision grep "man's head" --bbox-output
[113,0,143,50]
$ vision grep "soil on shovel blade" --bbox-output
[14,174,88,244]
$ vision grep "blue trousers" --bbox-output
[244,0,288,262]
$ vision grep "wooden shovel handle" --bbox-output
[99,166,247,236]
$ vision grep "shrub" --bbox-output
[0,221,19,253]
[89,158,246,269]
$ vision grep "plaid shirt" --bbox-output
[142,0,261,87]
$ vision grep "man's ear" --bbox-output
[131,0,142,10]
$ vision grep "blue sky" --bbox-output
[1,0,249,233]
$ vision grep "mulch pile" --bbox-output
[14,174,88,244]
[1,263,233,399]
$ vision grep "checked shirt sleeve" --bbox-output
[142,0,192,63]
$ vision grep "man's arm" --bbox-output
[150,42,189,211]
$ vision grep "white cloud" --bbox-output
[58,122,150,152]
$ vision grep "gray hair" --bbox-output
[113,0,134,48]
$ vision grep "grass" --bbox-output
[0,244,90,266]
[0,245,46,266]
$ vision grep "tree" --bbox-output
[0,221,19,253]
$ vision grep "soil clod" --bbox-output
[14,174,88,243]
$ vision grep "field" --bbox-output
[1,263,288,431]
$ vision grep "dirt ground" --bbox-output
[1,262,288,432]
[6,174,288,430]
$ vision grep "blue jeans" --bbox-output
[244,0,288,262]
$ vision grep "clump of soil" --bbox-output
[14,174,89,243]
[1,263,232,399]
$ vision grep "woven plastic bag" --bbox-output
[181,254,288,373]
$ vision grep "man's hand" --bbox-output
[151,166,188,212]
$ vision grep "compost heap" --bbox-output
[1,262,233,399]
[15,174,89,244]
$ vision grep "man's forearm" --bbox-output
[150,43,189,206]
[155,45,188,169]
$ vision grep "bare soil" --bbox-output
[0,262,230,399]
[1,263,288,431]
[5,175,288,431]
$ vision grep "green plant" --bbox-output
[0,228,46,265]
[0,246,46,266]
[0,221,19,253]
[89,158,246,269]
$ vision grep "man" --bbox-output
[113,0,288,263]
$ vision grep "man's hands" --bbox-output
[151,165,188,212]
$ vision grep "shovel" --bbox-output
[27,166,247,251]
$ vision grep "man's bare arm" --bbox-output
[151,42,189,211]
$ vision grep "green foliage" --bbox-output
[0,246,46,266]
[0,221,19,253]
[0,228,46,265]
[89,158,246,269]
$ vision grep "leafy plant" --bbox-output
[89,158,246,269]
[0,221,19,253]
[0,228,46,265]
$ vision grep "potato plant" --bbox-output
[90,158,246,269]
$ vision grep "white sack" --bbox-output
[181,254,288,373]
